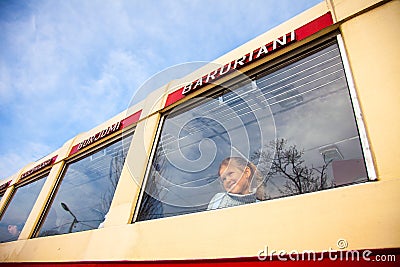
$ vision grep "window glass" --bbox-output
[136,40,368,221]
[0,176,47,243]
[37,134,133,237]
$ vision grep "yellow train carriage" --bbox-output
[0,0,399,266]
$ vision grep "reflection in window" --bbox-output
[136,40,368,221]
[0,176,47,243]
[37,134,133,237]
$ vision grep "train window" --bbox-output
[136,39,369,221]
[0,175,48,243]
[36,133,133,237]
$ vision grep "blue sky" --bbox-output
[0,0,321,179]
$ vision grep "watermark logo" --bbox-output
[257,239,397,262]
[336,238,348,249]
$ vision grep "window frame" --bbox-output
[32,128,135,238]
[0,171,49,242]
[0,171,50,220]
[0,181,11,204]
[335,34,376,181]
[133,32,377,222]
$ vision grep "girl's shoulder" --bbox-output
[207,192,226,210]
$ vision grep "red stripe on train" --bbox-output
[164,12,334,108]
[2,248,399,266]
[69,110,142,156]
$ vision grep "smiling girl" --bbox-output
[207,157,264,210]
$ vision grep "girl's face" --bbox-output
[219,162,251,194]
[7,225,19,236]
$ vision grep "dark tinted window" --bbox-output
[0,176,47,243]
[37,134,133,237]
[136,41,368,221]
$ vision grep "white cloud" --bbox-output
[0,142,53,179]
[78,50,148,122]
[0,0,322,179]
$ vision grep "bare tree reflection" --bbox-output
[252,138,333,198]
[100,150,125,217]
[98,147,129,223]
[137,147,165,220]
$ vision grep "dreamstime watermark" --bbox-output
[257,239,397,262]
